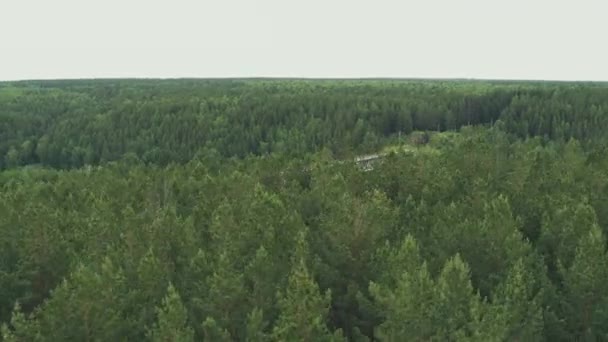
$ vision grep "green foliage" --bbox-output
[147,283,194,342]
[0,79,607,340]
[432,254,487,340]
[3,79,607,170]
[29,258,129,341]
[1,303,42,342]
[495,258,545,340]
[370,236,435,341]
[245,308,269,342]
[559,225,608,340]
[272,257,342,341]
[202,317,231,341]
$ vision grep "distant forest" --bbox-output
[2,79,608,169]
[2,79,608,341]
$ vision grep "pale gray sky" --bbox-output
[1,0,607,81]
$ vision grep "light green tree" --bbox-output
[147,283,194,342]
[272,257,343,341]
[560,225,608,340]
[493,258,544,340]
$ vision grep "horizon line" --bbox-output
[2,76,608,84]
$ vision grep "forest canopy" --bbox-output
[1,79,608,341]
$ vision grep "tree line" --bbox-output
[2,80,608,170]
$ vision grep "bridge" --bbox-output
[354,153,386,171]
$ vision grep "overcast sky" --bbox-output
[1,0,607,81]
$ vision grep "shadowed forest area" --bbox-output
[2,79,608,341]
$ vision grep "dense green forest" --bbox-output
[1,79,608,341]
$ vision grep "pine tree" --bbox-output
[204,251,247,339]
[432,254,483,340]
[370,235,434,340]
[147,283,194,342]
[24,258,129,341]
[202,317,231,341]
[493,258,544,340]
[371,264,435,340]
[245,246,280,323]
[1,302,42,342]
[539,201,599,272]
[245,307,268,342]
[559,225,608,340]
[272,257,342,341]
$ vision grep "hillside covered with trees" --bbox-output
[1,79,608,341]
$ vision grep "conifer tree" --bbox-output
[560,225,608,340]
[272,230,343,341]
[202,317,231,341]
[1,303,41,342]
[493,258,544,340]
[370,235,434,341]
[245,307,268,342]
[432,254,484,340]
[147,283,194,342]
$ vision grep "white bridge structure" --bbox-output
[354,153,386,171]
